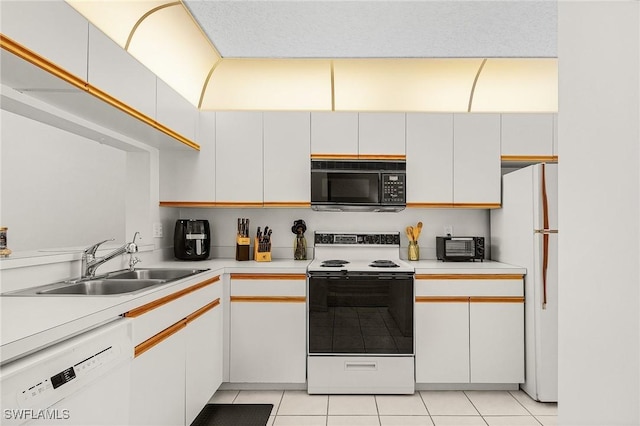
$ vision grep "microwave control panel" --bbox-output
[381,174,405,203]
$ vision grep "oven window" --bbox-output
[308,275,413,355]
[311,172,379,204]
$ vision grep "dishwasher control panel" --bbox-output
[1,319,133,419]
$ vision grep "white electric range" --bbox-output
[307,232,415,394]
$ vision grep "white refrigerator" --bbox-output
[490,163,558,402]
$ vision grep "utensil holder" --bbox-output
[254,237,272,262]
[408,241,419,261]
[236,236,251,261]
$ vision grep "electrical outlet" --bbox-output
[153,223,163,238]
[444,225,453,236]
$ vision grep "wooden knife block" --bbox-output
[236,236,250,261]
[254,237,272,262]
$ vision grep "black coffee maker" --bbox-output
[174,219,210,260]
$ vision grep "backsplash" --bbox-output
[177,207,490,260]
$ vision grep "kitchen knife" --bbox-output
[245,219,250,237]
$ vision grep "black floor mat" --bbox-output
[190,404,273,426]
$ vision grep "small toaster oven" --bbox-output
[436,236,485,262]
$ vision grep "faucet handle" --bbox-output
[83,238,114,256]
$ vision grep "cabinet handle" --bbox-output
[186,298,220,324]
[469,297,524,303]
[134,319,186,358]
[230,296,305,303]
[230,273,306,280]
[125,275,220,318]
[344,362,377,371]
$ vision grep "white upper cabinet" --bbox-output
[1,0,88,80]
[453,114,501,206]
[263,112,311,205]
[406,113,454,205]
[311,112,358,156]
[216,112,263,204]
[501,114,555,158]
[160,111,216,202]
[87,25,156,120]
[156,78,198,142]
[358,113,406,156]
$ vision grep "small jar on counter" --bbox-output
[0,227,12,257]
[408,241,419,261]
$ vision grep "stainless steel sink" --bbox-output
[37,279,163,295]
[3,268,209,296]
[106,268,205,281]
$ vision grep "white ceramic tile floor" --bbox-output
[209,389,559,425]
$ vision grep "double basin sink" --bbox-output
[6,268,208,296]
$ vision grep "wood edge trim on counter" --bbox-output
[212,202,264,208]
[185,298,220,324]
[124,275,220,318]
[230,296,306,303]
[416,274,524,280]
[310,154,406,161]
[407,203,454,208]
[263,202,311,208]
[159,201,218,208]
[470,296,525,303]
[407,203,501,209]
[0,34,200,151]
[311,154,359,160]
[416,296,469,303]
[501,155,558,163]
[230,273,307,280]
[134,319,186,358]
[452,203,501,209]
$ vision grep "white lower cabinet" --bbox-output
[127,274,223,426]
[130,325,187,426]
[229,274,306,383]
[186,303,223,425]
[415,301,469,383]
[415,275,524,384]
[469,301,524,383]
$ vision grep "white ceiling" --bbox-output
[184,1,557,59]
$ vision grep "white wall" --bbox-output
[177,207,489,260]
[0,109,126,251]
[558,3,640,425]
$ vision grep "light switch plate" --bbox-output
[153,223,163,238]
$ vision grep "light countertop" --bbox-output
[1,258,523,364]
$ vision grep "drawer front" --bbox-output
[416,276,523,297]
[230,274,306,297]
[307,356,414,394]
[127,275,221,345]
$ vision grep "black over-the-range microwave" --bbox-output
[311,159,406,212]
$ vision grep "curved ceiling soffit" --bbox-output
[124,2,180,51]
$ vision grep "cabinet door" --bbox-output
[406,113,454,205]
[87,25,156,119]
[1,0,88,80]
[501,114,554,158]
[415,301,470,383]
[453,114,501,205]
[311,112,358,156]
[130,327,186,426]
[230,276,306,383]
[263,112,311,205]
[186,303,223,425]
[469,301,525,383]
[160,111,216,202]
[358,113,406,156]
[156,79,198,141]
[215,112,263,204]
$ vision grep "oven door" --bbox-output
[311,171,380,206]
[308,271,414,355]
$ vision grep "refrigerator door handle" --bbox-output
[535,229,558,234]
[541,164,551,310]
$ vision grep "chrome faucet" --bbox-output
[81,232,140,278]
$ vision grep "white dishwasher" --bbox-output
[1,318,134,426]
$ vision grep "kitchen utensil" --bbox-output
[406,226,414,242]
[415,221,423,241]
